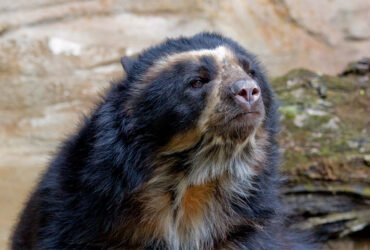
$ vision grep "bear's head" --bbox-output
[119,33,275,155]
[110,34,279,185]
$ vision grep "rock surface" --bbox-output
[272,60,370,245]
[0,1,370,249]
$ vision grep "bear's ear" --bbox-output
[120,56,135,74]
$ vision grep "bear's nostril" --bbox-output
[237,88,248,98]
[252,87,259,96]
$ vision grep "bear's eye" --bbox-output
[189,78,209,89]
[239,58,256,78]
[248,69,256,78]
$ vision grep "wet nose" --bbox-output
[231,80,261,105]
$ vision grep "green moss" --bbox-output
[303,115,331,129]
[363,187,370,197]
[273,67,369,182]
[271,68,318,88]
[279,105,299,119]
[282,150,310,171]
[320,75,355,91]
[317,145,336,157]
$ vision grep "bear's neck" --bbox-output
[127,132,269,249]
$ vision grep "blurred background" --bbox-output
[0,0,369,249]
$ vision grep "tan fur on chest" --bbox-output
[178,182,216,231]
[134,175,227,249]
[127,130,268,248]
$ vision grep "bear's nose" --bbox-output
[231,79,261,106]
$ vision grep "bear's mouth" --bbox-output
[230,111,261,121]
[214,102,265,141]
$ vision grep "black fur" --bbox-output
[11,33,313,249]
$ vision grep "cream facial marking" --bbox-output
[142,46,236,82]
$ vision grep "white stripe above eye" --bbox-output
[183,46,229,60]
[142,46,233,81]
